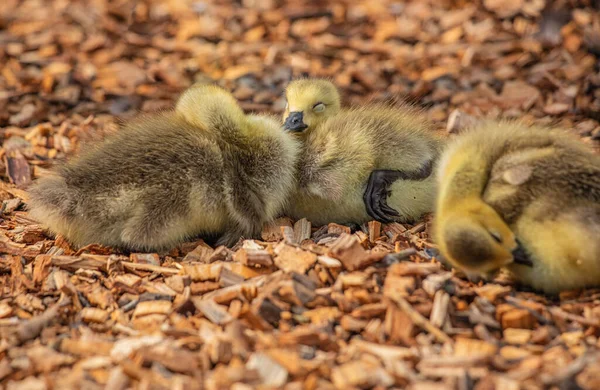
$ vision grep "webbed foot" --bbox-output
[363,161,435,223]
[363,169,404,223]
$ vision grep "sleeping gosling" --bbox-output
[282,78,444,226]
[27,83,300,251]
[435,121,600,294]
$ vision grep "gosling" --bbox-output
[435,121,600,294]
[27,83,300,251]
[282,78,443,226]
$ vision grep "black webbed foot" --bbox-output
[363,160,435,223]
[364,170,404,223]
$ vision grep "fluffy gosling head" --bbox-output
[438,201,520,276]
[283,78,341,133]
[175,82,245,129]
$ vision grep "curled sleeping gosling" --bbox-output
[435,121,600,294]
[27,83,300,251]
[282,78,443,226]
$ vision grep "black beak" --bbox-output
[512,240,533,267]
[284,111,308,132]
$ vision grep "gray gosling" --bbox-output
[28,83,300,251]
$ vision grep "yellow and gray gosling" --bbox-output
[282,78,444,226]
[28,83,300,251]
[435,121,600,293]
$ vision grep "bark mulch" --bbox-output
[1,0,600,389]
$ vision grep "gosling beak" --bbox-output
[512,240,533,267]
[284,111,308,132]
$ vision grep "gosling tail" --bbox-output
[26,174,80,242]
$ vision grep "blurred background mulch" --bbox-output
[1,0,599,180]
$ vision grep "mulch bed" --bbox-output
[1,0,600,389]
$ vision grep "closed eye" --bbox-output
[489,231,502,243]
[313,102,325,112]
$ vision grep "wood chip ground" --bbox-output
[1,0,600,389]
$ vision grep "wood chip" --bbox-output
[329,234,384,271]
[193,298,233,325]
[273,243,317,274]
[454,337,498,358]
[181,263,222,282]
[368,221,381,243]
[261,217,293,242]
[503,328,532,345]
[327,223,351,235]
[233,248,273,268]
[500,308,536,329]
[246,352,288,387]
[132,301,172,318]
[293,218,311,244]
[430,290,450,328]
[17,297,71,343]
[81,307,110,323]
